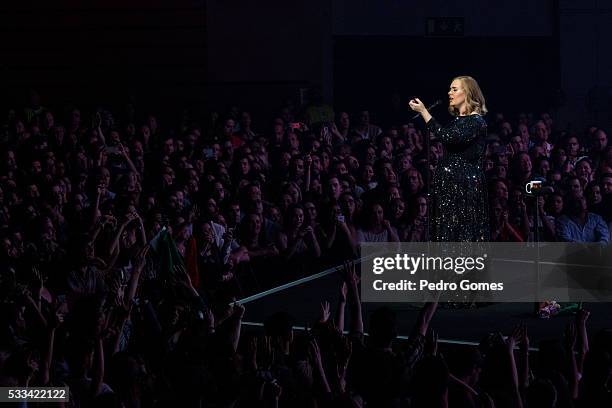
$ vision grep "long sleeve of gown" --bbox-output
[426,116,484,147]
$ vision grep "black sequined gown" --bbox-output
[426,114,490,242]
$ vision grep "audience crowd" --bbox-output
[0,90,611,407]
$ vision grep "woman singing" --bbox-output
[409,76,490,242]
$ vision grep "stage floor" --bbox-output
[242,270,612,347]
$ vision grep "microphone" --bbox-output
[411,99,443,120]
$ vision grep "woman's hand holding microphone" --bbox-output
[409,98,432,123]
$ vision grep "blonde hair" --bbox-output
[449,76,488,116]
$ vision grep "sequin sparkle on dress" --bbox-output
[426,114,490,242]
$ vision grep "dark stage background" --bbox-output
[0,0,207,123]
[334,36,560,120]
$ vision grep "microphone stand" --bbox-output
[411,100,440,242]
[529,182,554,314]
[425,118,431,242]
[532,192,541,315]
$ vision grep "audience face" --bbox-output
[267,206,282,224]
[303,202,317,223]
[495,150,509,167]
[601,175,612,194]
[566,137,580,157]
[279,152,291,168]
[71,109,81,128]
[369,204,385,227]
[570,196,588,215]
[223,119,236,137]
[534,121,548,143]
[405,169,421,193]
[328,177,341,200]
[6,150,17,170]
[416,196,428,217]
[252,197,265,216]
[310,177,322,194]
[213,182,225,202]
[141,125,151,142]
[390,198,405,221]
[245,213,262,237]
[341,179,351,193]
[380,136,393,155]
[548,194,564,215]
[280,107,293,124]
[346,156,360,172]
[358,110,370,126]
[366,146,376,164]
[222,140,234,158]
[287,132,299,150]
[163,139,175,156]
[494,180,509,200]
[289,207,304,229]
[510,135,526,154]
[51,184,65,206]
[239,158,251,175]
[536,159,550,177]
[241,111,252,128]
[146,115,158,133]
[15,120,26,135]
[339,111,350,129]
[576,160,592,181]
[31,160,42,174]
[587,184,602,205]
[228,203,241,225]
[592,129,608,151]
[398,155,412,173]
[206,198,218,217]
[558,158,574,176]
[552,148,567,167]
[339,193,356,217]
[384,168,398,184]
[285,184,300,204]
[388,186,400,200]
[335,162,348,176]
[518,153,532,175]
[279,194,293,213]
[291,158,305,178]
[530,146,545,162]
[491,200,506,225]
[511,188,524,208]
[567,177,583,197]
[273,123,284,141]
[99,168,111,187]
[27,184,40,199]
[247,185,262,201]
[310,155,321,172]
[500,122,512,138]
[518,123,529,142]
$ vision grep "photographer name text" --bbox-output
[372,279,504,291]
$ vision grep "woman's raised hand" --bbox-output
[409,98,426,113]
